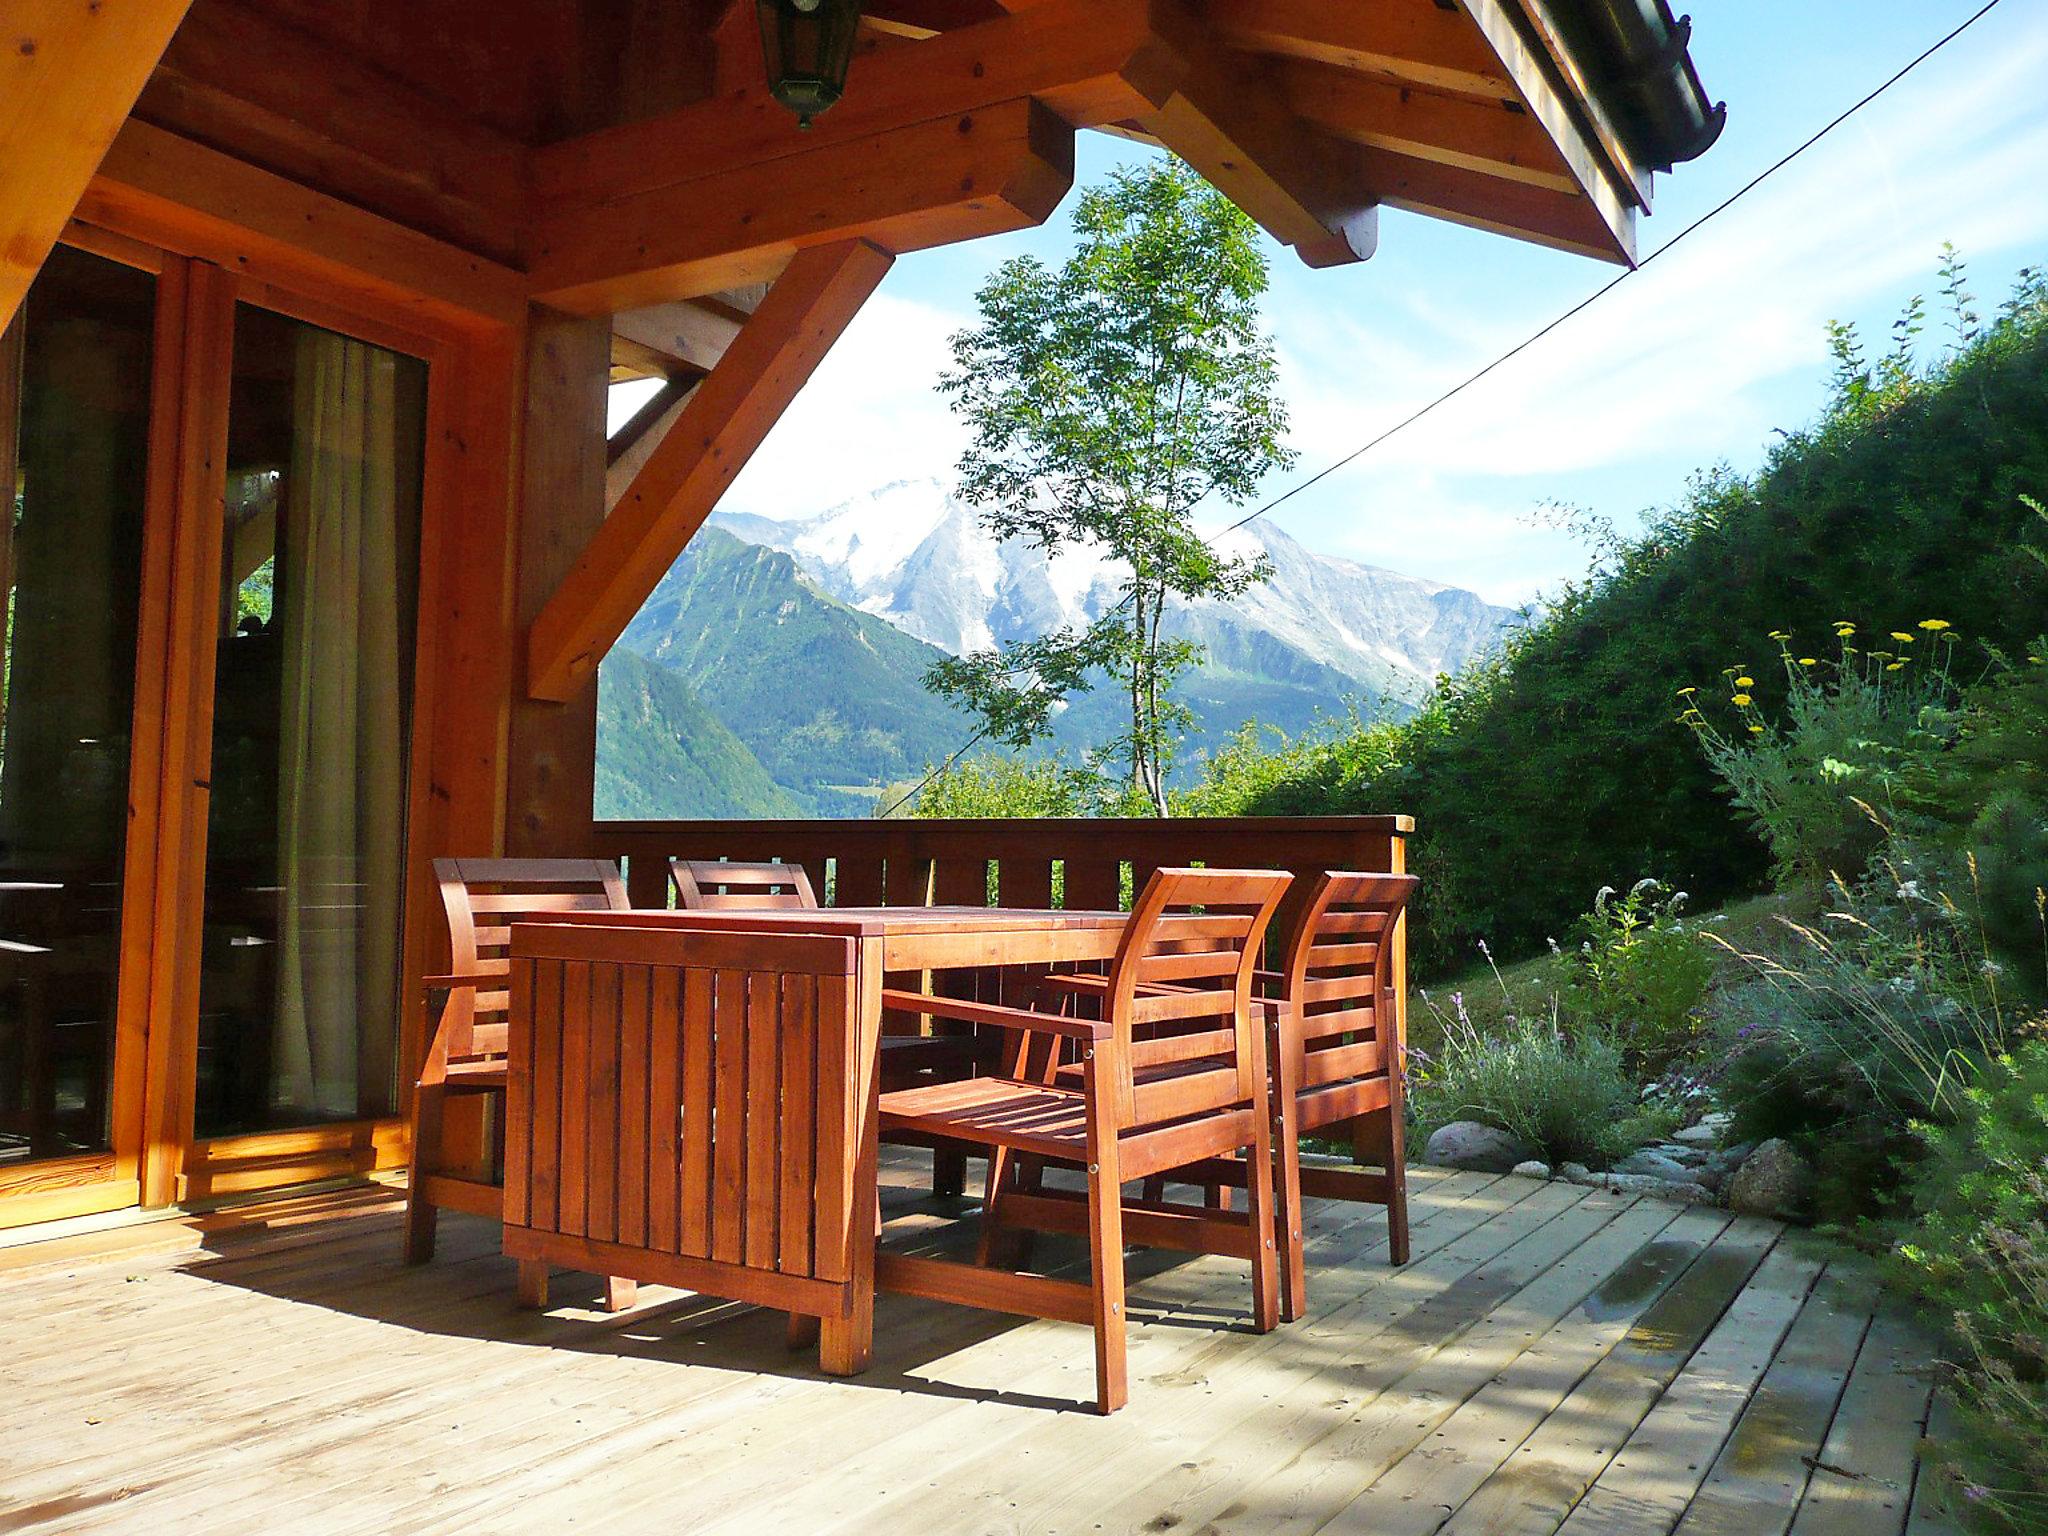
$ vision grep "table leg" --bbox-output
[821,946,883,1377]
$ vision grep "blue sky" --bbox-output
[710,1,2048,606]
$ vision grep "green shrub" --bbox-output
[1709,918,2011,1223]
[1890,1042,2048,1533]
[1683,625,1966,891]
[1557,879,1712,1070]
[1409,995,1672,1169]
[908,752,1102,818]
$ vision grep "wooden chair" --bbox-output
[404,857,639,1311]
[670,858,985,1194]
[874,867,1293,1414]
[1050,871,1418,1322]
[669,858,817,910]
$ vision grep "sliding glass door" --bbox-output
[0,245,157,1212]
[191,303,427,1140]
[0,234,435,1229]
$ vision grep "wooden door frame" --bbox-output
[0,182,523,1220]
[0,226,175,1228]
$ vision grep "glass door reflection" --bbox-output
[192,303,425,1138]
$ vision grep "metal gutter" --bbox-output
[1543,0,1726,173]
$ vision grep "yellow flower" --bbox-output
[1886,661,1906,671]
[1768,630,1790,641]
[1676,686,1697,697]
[1798,657,1819,666]
[1747,724,1764,734]
[1890,631,1915,643]
[1918,619,1950,631]
[1731,693,1753,707]
[1833,623,1855,637]
[1734,675,1755,688]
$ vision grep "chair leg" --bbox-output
[516,1258,550,1310]
[1243,1085,1282,1336]
[1383,1082,1412,1268]
[787,1312,821,1350]
[1274,1088,1308,1324]
[976,1144,1015,1267]
[603,1277,638,1312]
[1083,1054,1127,1416]
[932,1144,968,1199]
[402,1083,442,1265]
[1140,1175,1166,1205]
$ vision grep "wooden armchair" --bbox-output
[404,858,638,1309]
[1114,871,1419,1320]
[875,867,1293,1414]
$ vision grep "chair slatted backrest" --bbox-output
[1102,868,1292,1130]
[434,858,630,1065]
[671,859,818,912]
[1274,871,1417,1123]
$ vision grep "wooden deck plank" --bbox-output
[831,1176,1592,1535]
[1436,1214,1786,1536]
[1550,1241,1829,1536]
[1784,1308,1933,1536]
[1669,1265,1875,1536]
[1326,1205,1736,1536]
[1902,1392,1969,1536]
[0,1162,1955,1536]
[642,1169,1514,1536]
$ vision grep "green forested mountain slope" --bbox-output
[594,648,806,820]
[614,527,968,816]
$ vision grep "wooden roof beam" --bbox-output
[534,0,1182,216]
[0,0,195,335]
[527,240,894,701]
[1363,149,1622,262]
[1146,42,1377,269]
[1449,0,1638,259]
[529,96,1073,313]
[1204,0,1514,100]
[1276,60,1576,195]
[612,300,745,376]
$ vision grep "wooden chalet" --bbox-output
[1,7,1973,1532]
[0,0,1723,1235]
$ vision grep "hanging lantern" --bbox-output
[756,0,863,129]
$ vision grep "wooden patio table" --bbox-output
[504,905,1127,1375]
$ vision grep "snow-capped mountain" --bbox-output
[714,478,1518,710]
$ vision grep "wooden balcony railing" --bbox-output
[587,813,1414,998]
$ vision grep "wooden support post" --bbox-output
[526,240,894,702]
[505,309,612,855]
[0,0,195,335]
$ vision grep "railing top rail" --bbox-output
[592,815,1414,838]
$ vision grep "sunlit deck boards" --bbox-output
[0,1161,1953,1535]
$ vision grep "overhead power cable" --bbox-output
[875,0,2007,818]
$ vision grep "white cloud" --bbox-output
[724,292,971,520]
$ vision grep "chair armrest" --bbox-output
[881,988,1112,1041]
[422,973,485,993]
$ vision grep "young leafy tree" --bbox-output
[928,158,1296,814]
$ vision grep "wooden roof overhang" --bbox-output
[1,0,1718,753]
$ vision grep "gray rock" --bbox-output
[1585,1172,1719,1205]
[1423,1121,1536,1173]
[1614,1149,1702,1183]
[1558,1162,1594,1184]
[1672,1114,1731,1148]
[1725,1138,1814,1221]
[1510,1160,1553,1180]
[1650,1143,1708,1167]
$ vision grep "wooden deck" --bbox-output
[0,1159,1964,1535]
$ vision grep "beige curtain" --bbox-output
[270,329,407,1119]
